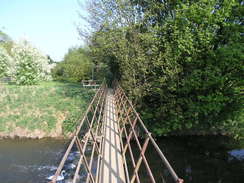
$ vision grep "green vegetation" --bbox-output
[0,31,53,85]
[0,30,13,55]
[0,2,242,139]
[52,46,111,83]
[0,47,13,78]
[0,31,14,78]
[52,47,92,82]
[82,0,244,138]
[0,31,96,138]
[0,81,94,137]
[11,41,53,85]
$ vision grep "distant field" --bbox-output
[0,81,95,138]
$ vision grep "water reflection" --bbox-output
[134,136,244,183]
[228,149,244,161]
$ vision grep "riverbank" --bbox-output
[0,81,94,139]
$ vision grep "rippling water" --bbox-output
[0,136,243,183]
[0,138,67,183]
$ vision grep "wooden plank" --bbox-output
[99,89,126,183]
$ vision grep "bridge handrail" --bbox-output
[49,81,183,183]
[49,82,107,183]
[114,84,183,183]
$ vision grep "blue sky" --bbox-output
[0,0,87,61]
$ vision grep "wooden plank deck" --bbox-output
[99,89,126,183]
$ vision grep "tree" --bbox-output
[82,0,244,136]
[0,30,12,43]
[11,40,52,85]
[52,47,92,82]
[0,46,14,78]
[0,30,14,56]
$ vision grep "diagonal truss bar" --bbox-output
[49,83,107,183]
[75,137,95,183]
[120,98,156,183]
[113,82,184,183]
[49,81,183,183]
[130,136,150,183]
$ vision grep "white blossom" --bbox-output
[10,40,52,85]
[0,46,14,78]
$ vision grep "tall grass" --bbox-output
[0,81,94,137]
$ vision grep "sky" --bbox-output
[0,0,87,61]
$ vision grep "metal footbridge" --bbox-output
[49,83,183,183]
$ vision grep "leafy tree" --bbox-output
[0,30,12,43]
[0,30,14,56]
[0,30,15,79]
[0,46,14,78]
[47,55,55,64]
[82,0,244,136]
[52,47,92,82]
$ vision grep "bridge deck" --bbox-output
[99,89,126,183]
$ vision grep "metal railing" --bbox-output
[49,81,183,183]
[114,84,184,183]
[49,83,107,183]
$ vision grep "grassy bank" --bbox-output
[0,81,94,138]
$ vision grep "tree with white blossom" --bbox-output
[10,40,53,85]
[0,46,14,78]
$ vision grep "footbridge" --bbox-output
[49,83,183,183]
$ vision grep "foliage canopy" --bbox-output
[82,0,244,137]
[52,47,93,82]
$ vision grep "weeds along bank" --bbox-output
[0,81,94,139]
[0,36,95,139]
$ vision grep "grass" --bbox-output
[0,81,95,137]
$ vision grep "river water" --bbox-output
[0,136,243,183]
[136,136,244,183]
[0,139,68,183]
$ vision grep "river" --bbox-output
[0,136,243,183]
[0,139,67,183]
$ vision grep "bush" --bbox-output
[11,40,52,85]
[86,0,243,137]
[52,47,92,82]
[0,46,14,78]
